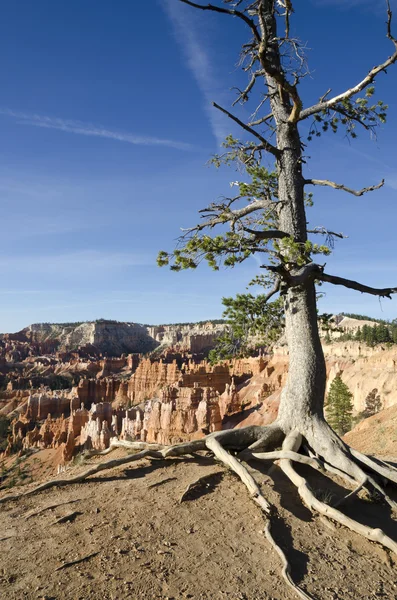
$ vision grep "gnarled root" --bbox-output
[1,420,396,600]
[264,522,314,600]
[206,436,314,600]
[279,431,397,556]
[82,439,167,458]
[0,426,268,504]
[0,448,163,504]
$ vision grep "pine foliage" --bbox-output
[326,375,354,435]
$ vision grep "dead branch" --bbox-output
[304,178,384,197]
[300,0,397,121]
[265,262,397,299]
[320,272,397,300]
[212,102,280,156]
[54,551,99,572]
[307,227,346,240]
[181,198,275,233]
[232,70,265,105]
[180,0,261,42]
[26,498,82,520]
[242,227,289,240]
[248,111,274,126]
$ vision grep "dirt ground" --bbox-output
[1,447,397,600]
[344,404,397,458]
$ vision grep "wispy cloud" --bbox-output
[0,250,152,274]
[386,176,397,190]
[0,108,194,151]
[162,0,231,146]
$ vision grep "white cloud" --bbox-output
[162,0,231,146]
[0,108,194,151]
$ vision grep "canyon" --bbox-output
[1,316,397,467]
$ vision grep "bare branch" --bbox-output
[263,278,281,302]
[248,112,274,126]
[320,272,397,300]
[307,227,346,240]
[300,1,397,120]
[212,102,280,156]
[181,198,275,233]
[242,227,289,240]
[265,262,397,299]
[179,0,261,42]
[305,178,384,197]
[232,70,265,105]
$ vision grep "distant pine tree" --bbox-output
[363,388,382,418]
[326,375,353,435]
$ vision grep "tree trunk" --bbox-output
[278,284,326,430]
[276,123,326,431]
[261,3,327,436]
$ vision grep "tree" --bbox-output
[363,388,383,418]
[326,375,353,435]
[208,292,283,363]
[3,2,397,597]
[156,0,397,492]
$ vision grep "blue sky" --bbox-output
[0,0,396,332]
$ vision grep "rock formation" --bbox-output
[2,316,397,466]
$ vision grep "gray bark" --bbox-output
[258,3,326,433]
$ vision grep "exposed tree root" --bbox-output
[0,449,162,504]
[206,436,272,515]
[1,421,397,600]
[305,447,358,487]
[333,480,366,508]
[239,422,284,454]
[250,449,326,471]
[264,522,314,600]
[82,439,167,458]
[0,427,270,504]
[279,431,397,556]
[205,436,314,599]
[350,448,397,484]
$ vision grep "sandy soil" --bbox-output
[344,404,397,458]
[1,447,397,600]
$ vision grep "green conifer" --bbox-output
[326,375,354,435]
